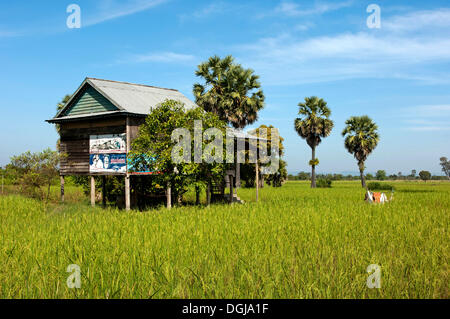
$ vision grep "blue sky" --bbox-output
[0,0,449,175]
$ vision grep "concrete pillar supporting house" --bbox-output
[125,175,131,211]
[102,176,107,208]
[60,175,65,203]
[90,176,95,207]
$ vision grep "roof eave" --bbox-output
[46,111,147,124]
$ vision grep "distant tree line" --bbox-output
[288,169,448,182]
[1,149,61,201]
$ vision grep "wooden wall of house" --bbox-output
[59,116,146,175]
[59,117,126,175]
[128,117,146,142]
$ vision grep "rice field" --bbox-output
[0,181,448,298]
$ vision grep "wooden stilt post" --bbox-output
[125,116,131,211]
[206,181,211,206]
[234,144,240,195]
[90,176,95,207]
[60,175,65,203]
[256,161,259,202]
[166,182,172,209]
[235,162,240,193]
[102,176,106,208]
[125,175,131,211]
[195,185,200,205]
[229,175,234,203]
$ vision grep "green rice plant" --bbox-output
[316,178,332,188]
[367,182,395,191]
[0,181,448,299]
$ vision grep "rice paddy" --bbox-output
[0,181,448,298]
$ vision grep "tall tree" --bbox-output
[440,157,450,180]
[376,170,386,180]
[241,125,286,188]
[342,115,379,188]
[129,100,227,208]
[294,96,334,188]
[9,149,61,202]
[193,55,265,129]
[419,170,431,182]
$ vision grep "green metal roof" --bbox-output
[47,77,198,123]
[62,85,118,117]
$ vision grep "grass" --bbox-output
[0,181,448,298]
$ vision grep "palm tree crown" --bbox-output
[294,96,334,188]
[342,115,379,187]
[294,97,334,147]
[342,115,379,165]
[194,55,264,129]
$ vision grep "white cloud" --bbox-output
[178,2,233,21]
[191,3,226,18]
[406,126,450,131]
[275,1,353,17]
[293,23,314,31]
[402,105,450,131]
[384,8,450,33]
[118,51,196,64]
[406,105,450,117]
[84,0,167,26]
[236,8,450,85]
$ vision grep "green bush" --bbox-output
[367,182,395,191]
[317,178,332,188]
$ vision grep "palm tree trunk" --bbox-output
[311,146,316,188]
[359,162,366,188]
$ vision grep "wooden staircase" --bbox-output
[211,177,245,204]
[224,193,245,204]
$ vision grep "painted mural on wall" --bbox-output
[89,154,127,173]
[89,134,127,173]
[89,134,126,154]
[127,154,161,175]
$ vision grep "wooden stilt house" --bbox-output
[47,78,263,209]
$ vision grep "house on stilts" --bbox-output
[47,78,263,209]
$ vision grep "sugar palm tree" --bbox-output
[342,116,379,188]
[193,55,232,121]
[194,55,265,191]
[193,55,264,129]
[294,97,334,188]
